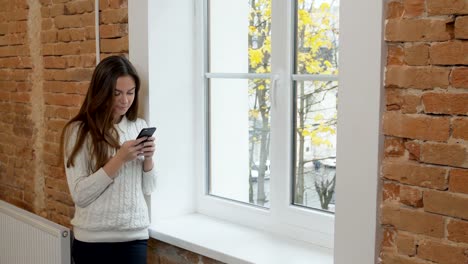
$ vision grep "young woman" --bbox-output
[61,55,156,264]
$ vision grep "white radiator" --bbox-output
[0,200,71,264]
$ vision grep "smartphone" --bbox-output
[136,127,157,140]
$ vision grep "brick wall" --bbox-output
[381,0,468,263]
[1,0,467,264]
[0,0,216,263]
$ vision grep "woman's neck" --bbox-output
[114,115,123,124]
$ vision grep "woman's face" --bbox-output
[112,75,136,122]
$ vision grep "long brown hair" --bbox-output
[61,55,141,172]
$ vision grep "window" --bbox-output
[130,0,383,260]
[200,0,339,246]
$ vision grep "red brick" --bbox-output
[64,0,94,15]
[42,18,54,30]
[382,227,396,248]
[43,43,81,56]
[0,57,32,69]
[453,118,468,140]
[100,36,128,53]
[455,16,468,39]
[381,204,445,237]
[45,105,80,119]
[80,40,95,54]
[381,252,432,264]
[99,24,128,39]
[8,21,27,34]
[404,44,429,66]
[383,112,449,141]
[41,31,58,43]
[54,15,82,29]
[420,142,468,168]
[385,66,450,89]
[41,6,50,18]
[6,10,28,21]
[109,0,127,9]
[44,81,89,94]
[98,0,109,10]
[383,181,400,202]
[16,82,31,92]
[449,168,468,194]
[48,211,72,228]
[418,238,468,264]
[403,0,425,17]
[49,4,65,17]
[0,91,10,101]
[387,1,404,19]
[447,218,468,243]
[382,161,447,189]
[0,46,29,57]
[44,93,83,107]
[430,41,468,65]
[57,28,87,42]
[387,44,405,65]
[43,56,67,69]
[44,68,93,81]
[385,89,421,113]
[400,185,423,207]
[80,12,95,27]
[396,232,417,256]
[45,119,67,132]
[100,8,127,24]
[384,137,405,157]
[0,34,25,46]
[45,199,71,216]
[386,18,453,42]
[451,67,468,88]
[44,176,68,195]
[427,0,468,15]
[424,189,468,220]
[84,26,95,39]
[422,92,468,115]
[10,92,30,103]
[405,141,421,160]
[65,55,95,68]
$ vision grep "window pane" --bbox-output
[295,0,339,75]
[209,0,271,73]
[209,78,271,208]
[293,0,339,212]
[294,80,337,212]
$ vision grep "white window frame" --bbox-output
[197,0,335,248]
[129,0,384,262]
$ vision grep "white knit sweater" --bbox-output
[64,116,157,242]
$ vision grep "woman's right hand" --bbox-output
[116,137,147,162]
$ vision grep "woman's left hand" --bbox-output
[141,137,156,159]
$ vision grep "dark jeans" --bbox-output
[72,238,148,264]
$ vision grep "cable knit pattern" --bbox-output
[64,116,157,242]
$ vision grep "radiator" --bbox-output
[0,200,71,264]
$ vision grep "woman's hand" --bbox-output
[141,137,156,159]
[116,137,147,162]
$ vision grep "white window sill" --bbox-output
[149,214,333,264]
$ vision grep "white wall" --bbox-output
[333,0,385,262]
[129,0,196,220]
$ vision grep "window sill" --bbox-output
[149,214,333,264]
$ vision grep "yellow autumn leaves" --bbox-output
[299,113,336,147]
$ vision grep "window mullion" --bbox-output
[269,0,293,219]
[292,74,339,82]
[205,73,271,79]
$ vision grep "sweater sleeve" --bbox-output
[139,119,158,195]
[64,124,114,208]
